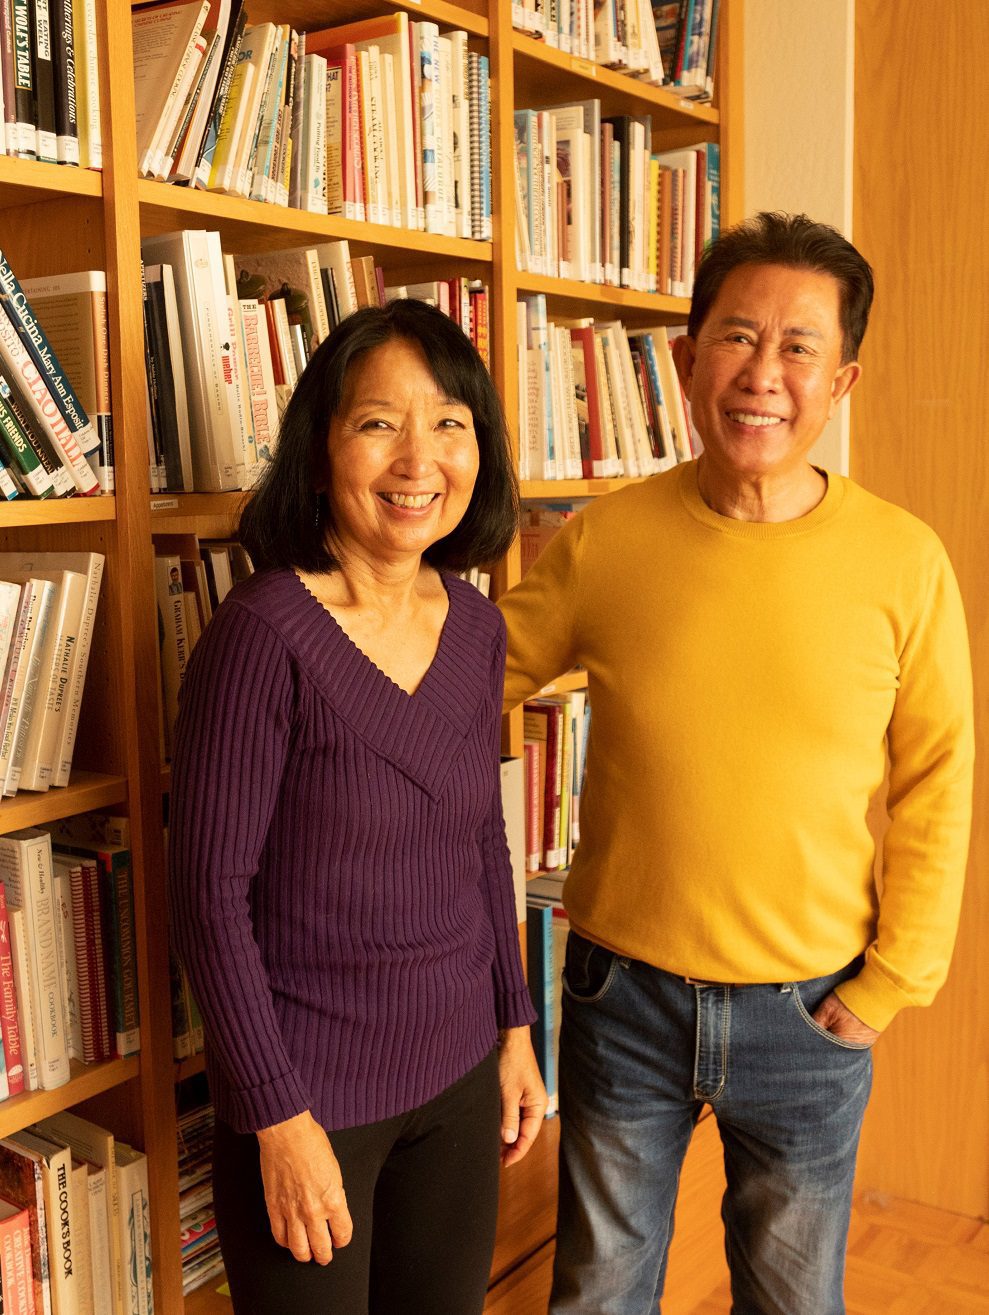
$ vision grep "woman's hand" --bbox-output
[497,1027,548,1167]
[256,1110,354,1264]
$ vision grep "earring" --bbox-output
[314,494,321,529]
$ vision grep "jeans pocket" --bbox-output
[788,981,873,1051]
[562,931,621,1004]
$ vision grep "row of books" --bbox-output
[518,296,694,481]
[524,684,590,875]
[514,101,719,294]
[0,813,140,1101]
[176,1099,220,1295]
[0,1107,151,1315]
[133,4,493,239]
[154,536,253,759]
[526,877,568,1115]
[0,0,102,167]
[512,0,720,100]
[0,253,112,498]
[141,230,491,495]
[0,551,104,799]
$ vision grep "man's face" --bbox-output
[672,263,861,484]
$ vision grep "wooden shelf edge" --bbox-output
[0,772,129,833]
[516,271,691,318]
[512,31,719,126]
[0,155,103,204]
[0,1056,140,1140]
[137,179,493,262]
[521,476,651,498]
[0,496,116,527]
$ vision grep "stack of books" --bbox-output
[518,296,694,481]
[0,251,113,497]
[512,0,720,101]
[525,876,569,1116]
[141,232,491,494]
[0,1109,151,1315]
[131,4,492,238]
[0,0,103,167]
[514,100,719,294]
[177,1100,221,1296]
[523,687,590,876]
[0,813,140,1102]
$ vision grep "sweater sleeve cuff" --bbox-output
[496,986,538,1031]
[834,961,914,1032]
[224,1067,314,1134]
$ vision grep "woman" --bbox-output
[169,299,546,1314]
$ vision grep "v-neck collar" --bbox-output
[276,569,490,799]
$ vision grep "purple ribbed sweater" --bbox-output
[168,567,534,1134]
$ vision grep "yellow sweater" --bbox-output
[500,463,974,1031]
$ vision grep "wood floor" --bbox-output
[184,1192,989,1313]
[687,1194,989,1315]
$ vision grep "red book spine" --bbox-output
[542,703,564,870]
[0,884,24,1095]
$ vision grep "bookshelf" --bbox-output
[0,1,741,1309]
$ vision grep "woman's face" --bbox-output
[323,338,480,570]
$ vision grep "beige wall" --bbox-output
[743,0,855,472]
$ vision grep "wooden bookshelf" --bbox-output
[0,1058,140,1140]
[0,3,742,1311]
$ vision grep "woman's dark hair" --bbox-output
[239,299,518,573]
[687,212,875,363]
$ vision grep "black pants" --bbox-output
[213,1051,502,1314]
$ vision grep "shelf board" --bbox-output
[174,1053,206,1085]
[151,493,247,538]
[521,476,650,499]
[536,669,588,696]
[184,1274,230,1313]
[138,180,493,264]
[247,0,487,38]
[0,496,116,528]
[0,1057,140,1141]
[512,33,719,129]
[0,771,128,832]
[515,272,691,322]
[0,155,103,208]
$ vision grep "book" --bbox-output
[19,272,114,494]
[0,578,56,796]
[6,1129,78,1315]
[7,907,38,1091]
[0,1139,51,1315]
[73,0,101,170]
[140,231,243,492]
[113,1145,150,1315]
[131,0,210,177]
[43,822,139,1060]
[0,830,69,1089]
[526,897,557,1112]
[0,550,105,790]
[33,1115,119,1315]
[0,1197,36,1314]
[0,881,24,1095]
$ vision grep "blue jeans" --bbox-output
[550,933,873,1315]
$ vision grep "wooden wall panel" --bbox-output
[852,0,989,1218]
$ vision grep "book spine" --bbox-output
[194,8,247,188]
[73,0,101,170]
[0,385,54,496]
[52,556,103,788]
[0,251,97,459]
[0,886,23,1095]
[26,837,71,1088]
[68,860,101,1063]
[98,854,139,1058]
[29,0,56,161]
[478,55,491,240]
[10,0,35,157]
[0,366,74,496]
[50,0,77,164]
[5,581,55,796]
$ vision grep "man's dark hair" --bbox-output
[240,298,518,574]
[687,212,875,362]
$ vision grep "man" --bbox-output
[499,213,974,1315]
